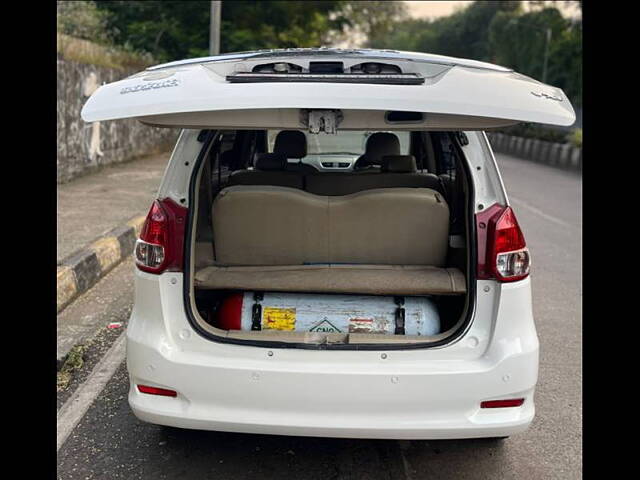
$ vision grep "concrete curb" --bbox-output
[486,132,582,172]
[57,215,145,313]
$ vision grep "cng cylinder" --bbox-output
[216,292,440,336]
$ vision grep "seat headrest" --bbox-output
[274,130,307,158]
[364,132,401,165]
[381,155,417,173]
[255,153,287,171]
[354,132,402,169]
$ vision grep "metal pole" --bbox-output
[209,1,221,55]
[542,27,551,83]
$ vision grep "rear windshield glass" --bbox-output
[267,130,410,156]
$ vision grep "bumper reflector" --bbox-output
[137,385,177,397]
[480,398,525,408]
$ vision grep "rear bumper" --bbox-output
[127,273,539,439]
[128,345,536,440]
[130,408,534,440]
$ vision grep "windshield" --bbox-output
[267,130,410,156]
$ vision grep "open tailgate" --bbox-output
[81,49,575,129]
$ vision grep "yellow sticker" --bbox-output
[262,307,296,331]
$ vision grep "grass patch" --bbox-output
[57,33,154,71]
[57,344,87,392]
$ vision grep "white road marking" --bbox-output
[57,331,127,451]
[509,195,577,230]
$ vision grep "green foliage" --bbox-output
[95,1,212,62]
[57,344,86,391]
[432,1,521,60]
[372,17,433,52]
[90,1,412,63]
[57,1,112,44]
[57,33,155,70]
[57,1,156,69]
[220,1,345,52]
[379,1,581,108]
[547,21,582,106]
[330,1,409,48]
[94,1,355,63]
[66,0,581,110]
[567,128,582,148]
[375,2,521,55]
[488,7,582,106]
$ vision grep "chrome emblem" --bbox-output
[120,78,180,94]
[531,90,562,101]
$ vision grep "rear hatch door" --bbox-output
[81,49,575,129]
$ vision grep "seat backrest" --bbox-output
[212,185,449,266]
[305,155,443,196]
[227,153,304,189]
[213,185,329,265]
[285,160,318,174]
[381,154,417,173]
[328,188,449,265]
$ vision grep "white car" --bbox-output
[82,48,575,440]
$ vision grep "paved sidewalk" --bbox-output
[57,151,172,363]
[57,152,171,264]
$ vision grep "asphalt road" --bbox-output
[57,153,582,479]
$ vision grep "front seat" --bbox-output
[273,130,318,173]
[354,132,401,170]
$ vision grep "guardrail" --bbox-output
[486,132,582,171]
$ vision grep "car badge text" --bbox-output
[530,90,562,101]
[120,79,180,94]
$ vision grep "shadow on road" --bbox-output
[148,425,509,479]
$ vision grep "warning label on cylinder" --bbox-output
[309,319,341,333]
[262,307,296,331]
[349,318,375,333]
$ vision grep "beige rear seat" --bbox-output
[212,185,449,266]
[199,185,465,295]
[212,185,329,265]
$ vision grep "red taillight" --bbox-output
[135,198,188,274]
[476,204,530,282]
[480,398,525,408]
[137,385,178,397]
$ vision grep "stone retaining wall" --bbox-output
[57,58,178,183]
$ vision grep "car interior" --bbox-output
[189,128,472,345]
